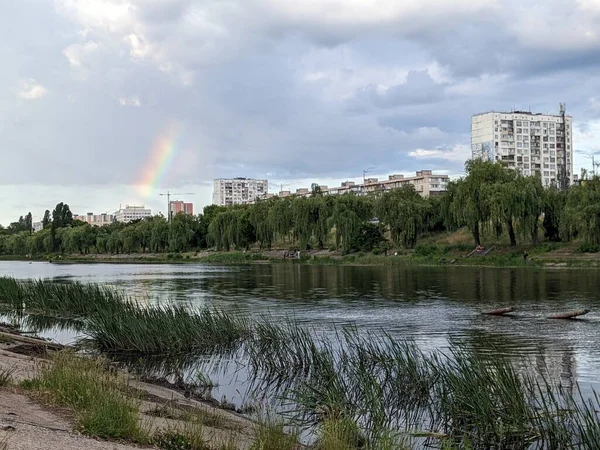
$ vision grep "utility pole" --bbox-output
[279,182,290,194]
[576,150,600,178]
[363,167,374,184]
[158,191,195,225]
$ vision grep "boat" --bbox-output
[481,307,516,316]
[548,309,590,319]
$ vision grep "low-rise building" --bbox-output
[292,170,449,198]
[32,221,44,233]
[73,212,115,227]
[113,205,151,223]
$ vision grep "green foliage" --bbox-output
[4,162,600,256]
[376,186,429,248]
[22,352,143,441]
[249,417,298,450]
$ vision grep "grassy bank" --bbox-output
[2,277,600,448]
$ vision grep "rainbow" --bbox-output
[136,122,180,198]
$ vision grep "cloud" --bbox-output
[63,40,100,67]
[1,0,600,225]
[18,79,48,100]
[409,145,472,162]
[118,95,141,107]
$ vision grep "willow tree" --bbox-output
[516,175,544,245]
[451,160,513,245]
[328,195,373,253]
[249,200,274,249]
[543,187,566,241]
[291,197,312,249]
[484,180,518,246]
[561,177,600,245]
[376,185,428,248]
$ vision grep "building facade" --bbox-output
[32,221,44,233]
[73,213,115,227]
[212,178,268,206]
[113,205,151,223]
[471,105,573,187]
[321,170,448,198]
[169,201,194,218]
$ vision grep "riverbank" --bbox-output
[7,243,600,269]
[0,325,269,450]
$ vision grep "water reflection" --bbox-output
[1,261,599,391]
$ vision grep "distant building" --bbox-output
[169,201,194,219]
[32,221,44,233]
[73,212,115,227]
[212,178,268,206]
[471,104,574,187]
[113,205,151,223]
[289,170,449,199]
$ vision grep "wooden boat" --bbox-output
[548,309,590,319]
[482,307,516,316]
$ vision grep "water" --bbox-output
[2,261,600,406]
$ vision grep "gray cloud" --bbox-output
[1,0,600,224]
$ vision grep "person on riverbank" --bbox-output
[523,251,529,262]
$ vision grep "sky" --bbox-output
[1,0,600,225]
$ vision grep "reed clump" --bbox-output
[86,302,251,354]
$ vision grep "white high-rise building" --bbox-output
[471,105,573,187]
[212,178,268,206]
[114,205,151,223]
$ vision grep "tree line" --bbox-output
[1,160,599,257]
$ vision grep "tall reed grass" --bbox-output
[4,276,600,448]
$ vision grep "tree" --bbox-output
[543,187,566,242]
[376,186,429,249]
[42,210,51,229]
[25,212,33,235]
[51,203,73,229]
[450,160,513,246]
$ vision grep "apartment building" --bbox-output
[212,178,268,206]
[471,105,573,187]
[323,170,448,198]
[113,205,151,223]
[282,170,448,199]
[73,212,115,227]
[169,201,194,218]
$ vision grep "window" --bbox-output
[523,142,530,148]
[544,171,549,177]
[516,120,522,126]
[543,122,548,128]
[517,128,522,133]
[517,142,523,148]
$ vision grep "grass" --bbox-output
[21,351,145,441]
[4,277,600,448]
[0,366,15,387]
[85,302,251,354]
[248,416,298,450]
[154,421,209,450]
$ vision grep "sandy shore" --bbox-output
[0,335,257,450]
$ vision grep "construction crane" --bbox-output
[159,191,195,225]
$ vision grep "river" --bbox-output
[1,260,600,407]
